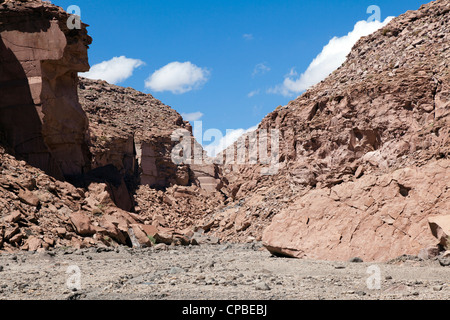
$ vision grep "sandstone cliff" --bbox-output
[0,0,92,180]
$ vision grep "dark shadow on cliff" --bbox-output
[67,164,137,212]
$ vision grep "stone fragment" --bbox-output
[26,236,43,251]
[18,190,40,207]
[70,212,96,236]
[4,211,22,224]
[418,246,440,260]
[255,281,271,291]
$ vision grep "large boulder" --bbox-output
[262,159,450,261]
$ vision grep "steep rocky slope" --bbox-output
[206,0,450,261]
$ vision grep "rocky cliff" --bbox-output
[211,0,449,261]
[0,0,92,180]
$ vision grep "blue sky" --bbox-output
[52,0,426,154]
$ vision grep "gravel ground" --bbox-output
[0,243,448,300]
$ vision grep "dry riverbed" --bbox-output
[0,243,448,300]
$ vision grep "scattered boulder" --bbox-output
[4,211,22,224]
[18,190,40,207]
[190,231,220,245]
[70,212,96,236]
[128,224,152,248]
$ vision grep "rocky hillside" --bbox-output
[0,0,227,253]
[205,0,450,261]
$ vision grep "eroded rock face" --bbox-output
[0,0,92,180]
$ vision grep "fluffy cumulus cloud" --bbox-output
[80,56,145,84]
[145,61,210,94]
[269,17,394,97]
[204,125,258,157]
[181,112,204,122]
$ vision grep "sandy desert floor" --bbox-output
[0,243,448,300]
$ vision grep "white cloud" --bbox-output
[80,56,145,84]
[145,61,209,94]
[269,16,395,97]
[204,125,258,157]
[252,62,271,77]
[243,33,254,40]
[181,112,204,122]
[247,89,260,98]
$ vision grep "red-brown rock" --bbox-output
[70,212,96,236]
[129,224,152,248]
[0,0,92,179]
[18,189,40,207]
[26,236,43,251]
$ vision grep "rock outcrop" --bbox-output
[263,159,450,261]
[0,143,188,251]
[0,0,92,180]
